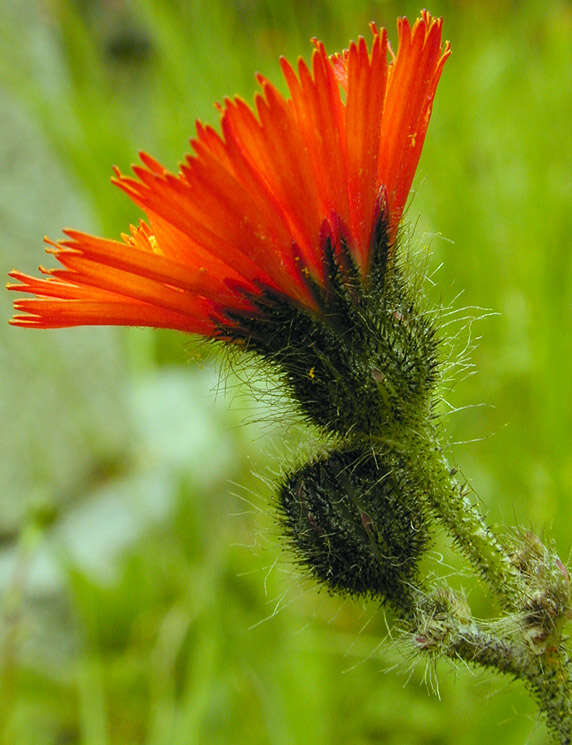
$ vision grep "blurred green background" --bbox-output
[1,0,571,743]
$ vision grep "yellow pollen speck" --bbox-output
[308,366,315,380]
[409,132,417,147]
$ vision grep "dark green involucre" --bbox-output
[221,215,439,440]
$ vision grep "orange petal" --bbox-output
[378,12,451,238]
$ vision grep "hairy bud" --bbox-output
[278,446,430,612]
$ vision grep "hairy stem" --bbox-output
[413,437,526,611]
[399,429,572,743]
[411,597,572,744]
[452,636,572,743]
[526,648,572,745]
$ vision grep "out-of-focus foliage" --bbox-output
[1,0,571,743]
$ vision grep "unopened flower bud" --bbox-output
[278,447,430,612]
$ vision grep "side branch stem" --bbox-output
[406,583,572,743]
[429,617,572,743]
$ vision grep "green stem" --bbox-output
[411,589,572,743]
[413,437,526,611]
[526,648,572,745]
[450,630,572,743]
[449,630,572,743]
[400,429,572,743]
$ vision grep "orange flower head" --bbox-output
[9,13,449,333]
[8,13,450,436]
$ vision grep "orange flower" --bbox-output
[8,12,450,336]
